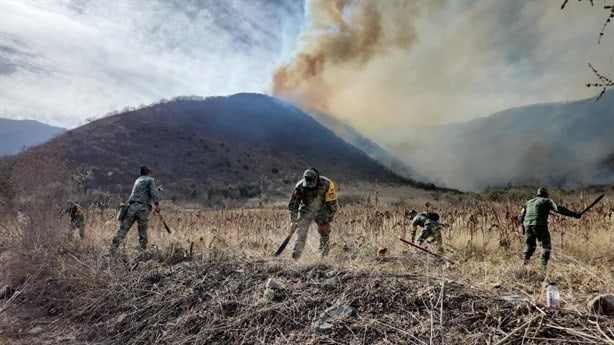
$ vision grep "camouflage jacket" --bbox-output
[288,176,338,223]
[128,176,161,207]
[412,212,439,228]
[518,197,576,228]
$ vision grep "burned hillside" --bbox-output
[7,93,420,206]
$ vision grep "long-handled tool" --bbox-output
[273,224,297,257]
[399,237,454,264]
[158,212,172,234]
[578,194,605,217]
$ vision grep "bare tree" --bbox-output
[562,0,614,100]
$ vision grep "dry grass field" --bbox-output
[0,184,613,344]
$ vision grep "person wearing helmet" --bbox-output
[406,209,444,254]
[288,167,338,259]
[60,200,85,240]
[518,187,580,267]
[110,165,161,253]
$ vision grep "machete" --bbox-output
[399,237,454,264]
[579,194,605,217]
[158,212,172,234]
[273,224,297,257]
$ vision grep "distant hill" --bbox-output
[0,118,66,156]
[389,89,614,191]
[8,93,417,203]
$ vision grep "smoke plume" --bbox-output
[272,0,437,114]
[270,0,613,191]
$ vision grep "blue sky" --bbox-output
[0,0,612,134]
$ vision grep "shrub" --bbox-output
[207,183,261,200]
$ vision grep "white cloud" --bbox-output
[0,0,303,127]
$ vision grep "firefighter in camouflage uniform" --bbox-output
[518,187,580,267]
[111,165,161,253]
[61,200,85,240]
[407,209,444,254]
[288,167,338,259]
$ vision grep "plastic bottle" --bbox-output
[546,282,560,310]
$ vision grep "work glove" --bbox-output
[290,221,298,231]
[318,222,329,236]
[154,204,161,214]
[410,230,416,243]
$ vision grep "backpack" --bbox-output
[425,212,440,221]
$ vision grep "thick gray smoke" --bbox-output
[271,0,613,190]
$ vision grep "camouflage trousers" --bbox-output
[523,225,551,266]
[111,202,150,251]
[69,216,85,239]
[292,215,331,260]
[415,224,444,254]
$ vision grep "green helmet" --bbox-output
[302,168,319,188]
[140,165,152,175]
[537,187,548,197]
[405,209,417,218]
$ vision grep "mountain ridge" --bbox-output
[0,118,66,157]
[304,108,425,182]
[387,89,614,190]
[6,93,423,204]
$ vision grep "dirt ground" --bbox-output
[1,250,612,345]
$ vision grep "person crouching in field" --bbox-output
[406,209,444,254]
[288,167,338,259]
[518,187,580,267]
[110,165,161,253]
[60,200,85,240]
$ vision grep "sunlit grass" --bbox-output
[2,186,612,313]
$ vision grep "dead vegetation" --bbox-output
[0,185,613,344]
